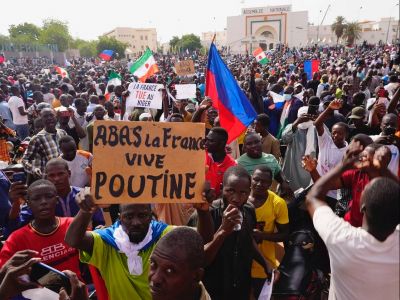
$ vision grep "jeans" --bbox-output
[15,124,30,140]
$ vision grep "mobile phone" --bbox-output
[307,105,319,116]
[12,172,26,183]
[30,262,71,294]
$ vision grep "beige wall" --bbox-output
[308,18,399,45]
[201,30,227,48]
[104,27,157,57]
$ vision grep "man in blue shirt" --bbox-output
[0,170,11,231]
[6,158,104,236]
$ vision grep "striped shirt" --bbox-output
[22,128,67,174]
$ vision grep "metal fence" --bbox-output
[0,42,58,52]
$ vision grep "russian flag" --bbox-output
[206,43,257,143]
[99,50,114,61]
[304,59,320,80]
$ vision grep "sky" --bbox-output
[0,0,398,43]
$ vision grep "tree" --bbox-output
[169,34,202,53]
[343,22,362,46]
[39,19,72,51]
[169,36,180,48]
[0,35,10,45]
[331,16,346,45]
[71,38,98,57]
[180,34,202,52]
[96,36,128,58]
[9,23,41,42]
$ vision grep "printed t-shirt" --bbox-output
[80,226,173,300]
[252,191,289,277]
[0,217,81,277]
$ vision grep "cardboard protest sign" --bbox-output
[175,84,196,99]
[126,82,164,109]
[91,120,205,204]
[287,57,294,64]
[174,60,195,76]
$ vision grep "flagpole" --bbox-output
[211,34,216,44]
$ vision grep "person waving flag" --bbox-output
[99,50,114,61]
[129,48,159,82]
[253,47,269,65]
[55,66,68,78]
[206,43,257,143]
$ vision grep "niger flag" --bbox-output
[129,48,159,82]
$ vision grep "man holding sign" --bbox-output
[65,190,173,300]
[90,121,205,204]
[65,120,206,299]
[126,82,164,110]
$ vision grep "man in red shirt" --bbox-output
[303,141,396,227]
[0,179,81,279]
[205,127,237,197]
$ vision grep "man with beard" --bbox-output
[65,189,173,300]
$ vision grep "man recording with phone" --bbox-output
[0,179,83,297]
[370,113,399,176]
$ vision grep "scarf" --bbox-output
[296,106,316,156]
[277,99,292,139]
[95,220,168,275]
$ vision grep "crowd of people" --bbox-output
[0,42,399,300]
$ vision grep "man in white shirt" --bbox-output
[384,75,399,99]
[59,135,92,188]
[8,86,29,139]
[313,99,348,201]
[306,141,399,300]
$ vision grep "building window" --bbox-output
[145,36,148,40]
[261,31,273,39]
[140,36,143,40]
[141,45,144,50]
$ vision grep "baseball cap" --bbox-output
[348,107,366,120]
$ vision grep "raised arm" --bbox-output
[313,99,342,136]
[69,108,86,139]
[203,204,240,266]
[191,98,212,123]
[387,86,399,114]
[64,189,95,254]
[306,141,363,217]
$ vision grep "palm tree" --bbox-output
[331,16,346,45]
[343,22,362,46]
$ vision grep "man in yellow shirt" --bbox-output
[249,164,289,298]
